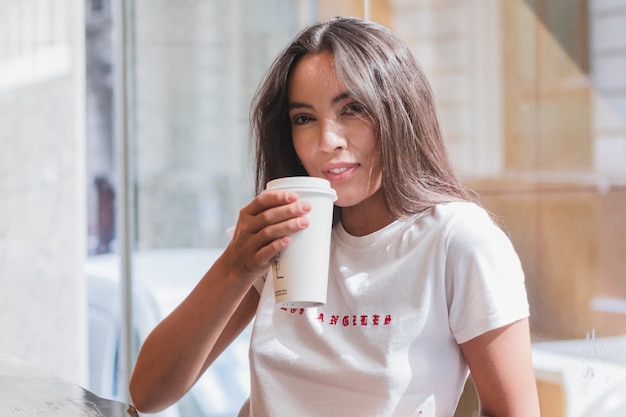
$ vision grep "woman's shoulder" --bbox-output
[417,201,494,229]
[427,201,505,242]
[429,202,514,254]
[432,200,489,218]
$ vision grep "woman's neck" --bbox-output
[339,191,395,237]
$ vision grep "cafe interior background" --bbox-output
[1,0,625,416]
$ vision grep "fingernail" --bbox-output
[297,216,310,228]
[299,201,311,211]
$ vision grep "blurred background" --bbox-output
[1,0,625,416]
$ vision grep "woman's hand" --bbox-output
[223,190,311,280]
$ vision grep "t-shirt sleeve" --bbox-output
[444,205,530,344]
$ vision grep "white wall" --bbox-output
[0,0,88,385]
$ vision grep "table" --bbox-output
[0,353,138,416]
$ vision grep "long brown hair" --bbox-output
[251,16,474,218]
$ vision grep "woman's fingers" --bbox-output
[244,192,307,230]
[226,191,311,276]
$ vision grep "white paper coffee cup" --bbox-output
[264,177,337,308]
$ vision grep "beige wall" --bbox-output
[0,0,88,385]
[467,177,626,339]
[384,0,626,341]
[488,0,625,339]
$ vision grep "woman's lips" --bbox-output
[323,164,358,182]
[327,167,349,174]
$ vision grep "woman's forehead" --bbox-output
[287,52,345,99]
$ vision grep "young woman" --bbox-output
[129,17,540,417]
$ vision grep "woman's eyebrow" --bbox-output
[288,101,312,110]
[331,92,352,105]
[288,92,352,111]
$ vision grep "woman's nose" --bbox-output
[320,121,346,151]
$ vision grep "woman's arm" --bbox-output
[129,278,258,413]
[460,318,540,417]
[129,190,311,413]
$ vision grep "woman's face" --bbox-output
[287,52,383,210]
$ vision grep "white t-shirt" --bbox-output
[238,202,529,417]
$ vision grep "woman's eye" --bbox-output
[344,102,366,115]
[292,115,314,125]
